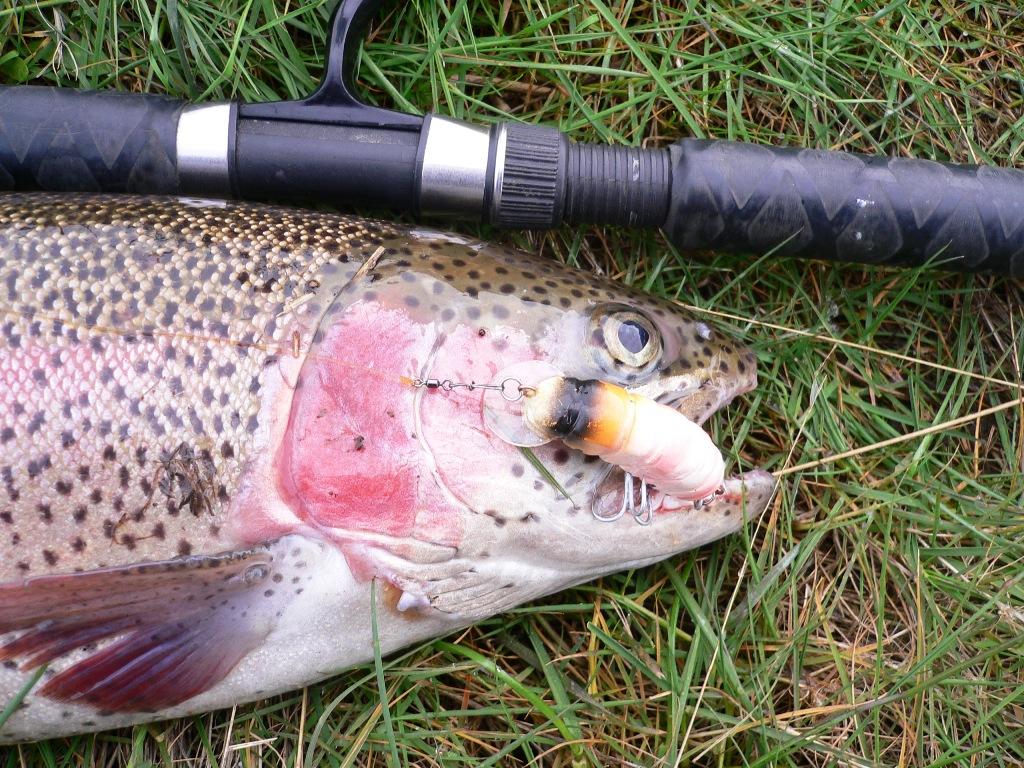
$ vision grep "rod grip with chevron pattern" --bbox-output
[0,86,182,194]
[663,139,1024,275]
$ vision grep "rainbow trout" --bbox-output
[0,194,773,743]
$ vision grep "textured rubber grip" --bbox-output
[565,143,670,228]
[488,122,672,230]
[0,86,183,193]
[663,139,1024,275]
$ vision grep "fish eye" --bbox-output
[600,310,661,369]
[617,319,650,354]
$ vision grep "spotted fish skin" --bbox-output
[0,194,773,743]
[0,195,396,580]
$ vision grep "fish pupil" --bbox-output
[618,321,649,353]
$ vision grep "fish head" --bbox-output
[284,232,775,609]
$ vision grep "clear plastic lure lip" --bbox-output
[480,360,564,447]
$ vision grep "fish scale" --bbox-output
[0,195,389,581]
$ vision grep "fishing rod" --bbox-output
[0,0,1021,275]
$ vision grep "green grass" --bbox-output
[2,0,1024,765]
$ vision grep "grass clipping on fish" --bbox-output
[4,0,1024,766]
[0,667,46,733]
[519,446,577,507]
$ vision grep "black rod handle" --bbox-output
[233,114,421,209]
[0,86,185,193]
[662,139,1024,275]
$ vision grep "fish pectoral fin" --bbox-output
[426,571,526,618]
[365,549,534,621]
[0,541,293,713]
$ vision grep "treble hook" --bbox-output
[592,473,653,525]
[592,473,628,522]
[594,475,725,525]
[633,478,653,525]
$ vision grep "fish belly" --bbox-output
[0,534,457,743]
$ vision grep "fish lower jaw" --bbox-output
[594,467,776,520]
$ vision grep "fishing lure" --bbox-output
[414,370,726,524]
[521,375,725,502]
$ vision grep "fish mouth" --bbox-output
[590,402,775,522]
[579,370,771,522]
[593,465,775,521]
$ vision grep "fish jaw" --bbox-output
[590,468,776,573]
[433,469,776,606]
[589,467,775,564]
[345,469,777,625]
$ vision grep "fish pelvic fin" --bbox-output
[0,542,290,712]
